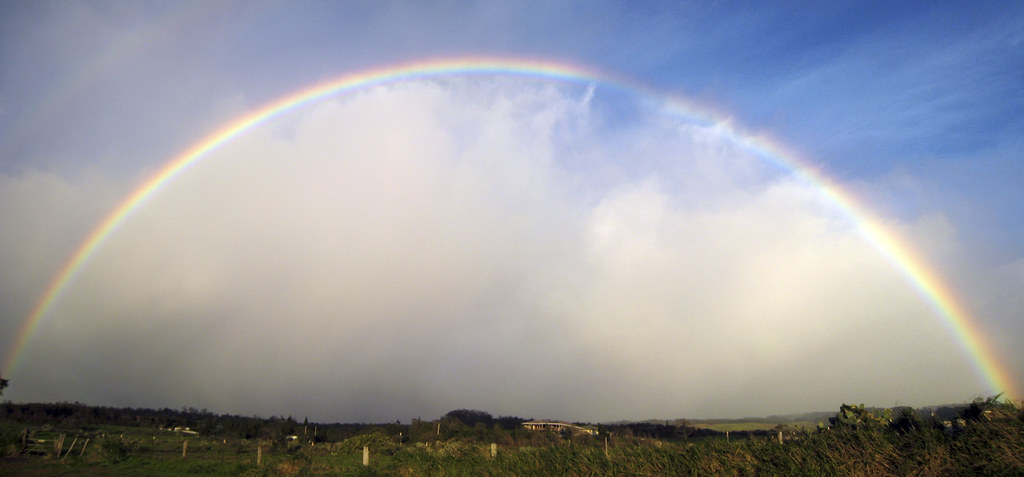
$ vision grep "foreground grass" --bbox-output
[379,424,1023,476]
[4,404,1023,476]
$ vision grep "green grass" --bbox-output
[3,408,1023,476]
[695,422,775,432]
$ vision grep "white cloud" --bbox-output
[0,78,993,421]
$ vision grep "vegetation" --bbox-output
[1,397,1022,475]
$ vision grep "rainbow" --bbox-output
[4,56,1018,400]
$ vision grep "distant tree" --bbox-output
[408,418,438,442]
[0,373,7,396]
[444,409,493,428]
[495,415,526,430]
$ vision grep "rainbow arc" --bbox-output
[4,57,1017,401]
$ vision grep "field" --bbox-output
[692,421,817,433]
[2,399,1023,476]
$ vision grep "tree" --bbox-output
[0,373,7,396]
[444,409,493,428]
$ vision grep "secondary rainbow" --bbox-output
[4,56,1018,400]
[0,4,222,158]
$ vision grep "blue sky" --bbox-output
[1,1,1022,422]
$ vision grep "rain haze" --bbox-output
[1,2,1022,424]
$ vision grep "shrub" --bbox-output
[830,403,891,429]
[338,430,400,455]
[99,436,137,463]
[889,407,921,434]
[959,393,1017,422]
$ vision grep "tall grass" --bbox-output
[368,404,1024,476]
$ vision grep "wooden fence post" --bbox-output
[777,430,783,444]
[257,443,262,466]
[182,440,188,458]
[362,446,370,466]
[490,443,497,457]
[80,438,89,457]
[62,438,77,460]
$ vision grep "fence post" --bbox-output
[363,446,370,466]
[257,443,262,466]
[182,440,188,458]
[490,443,497,457]
[777,430,783,444]
[62,438,78,460]
[726,431,729,442]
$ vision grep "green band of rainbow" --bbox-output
[4,56,1018,401]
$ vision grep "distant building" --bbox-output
[522,421,598,435]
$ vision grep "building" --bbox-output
[522,421,598,435]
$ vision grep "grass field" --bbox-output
[692,420,817,432]
[3,399,1022,476]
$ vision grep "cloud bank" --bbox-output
[1,78,986,422]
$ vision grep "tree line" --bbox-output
[1,396,1007,447]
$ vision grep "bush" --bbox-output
[338,430,400,455]
[959,393,1018,422]
[99,436,137,463]
[889,407,921,434]
[830,403,891,429]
